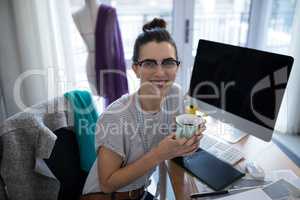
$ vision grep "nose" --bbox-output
[153,64,166,76]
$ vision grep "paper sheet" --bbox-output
[263,179,300,200]
[193,169,300,200]
[215,189,272,200]
[265,169,298,183]
[194,169,299,192]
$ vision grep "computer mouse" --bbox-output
[245,162,265,180]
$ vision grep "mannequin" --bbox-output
[72,0,99,95]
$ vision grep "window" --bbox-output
[192,0,251,55]
[265,0,297,54]
[68,0,298,95]
[111,0,174,93]
[111,0,173,59]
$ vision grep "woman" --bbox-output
[82,18,205,200]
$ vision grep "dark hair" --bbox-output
[132,18,178,63]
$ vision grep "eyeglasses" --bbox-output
[134,58,180,70]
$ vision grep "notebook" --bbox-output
[172,148,245,191]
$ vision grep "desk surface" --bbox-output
[163,118,300,200]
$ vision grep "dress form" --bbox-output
[72,0,99,95]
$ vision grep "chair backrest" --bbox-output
[44,127,88,200]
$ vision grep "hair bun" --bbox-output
[143,18,167,32]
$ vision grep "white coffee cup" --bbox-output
[175,114,205,139]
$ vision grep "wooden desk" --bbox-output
[163,119,300,200]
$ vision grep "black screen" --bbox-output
[189,40,293,130]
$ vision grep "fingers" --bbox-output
[171,127,204,147]
[168,132,188,145]
[194,125,206,136]
[168,121,206,157]
[173,134,202,157]
[193,135,202,146]
[177,137,188,145]
[174,132,203,147]
[184,134,197,146]
[185,133,203,146]
[182,145,199,156]
[183,149,198,157]
[168,132,177,139]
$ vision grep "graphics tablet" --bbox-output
[172,148,245,191]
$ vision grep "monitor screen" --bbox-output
[189,40,293,131]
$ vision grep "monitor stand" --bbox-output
[221,123,248,143]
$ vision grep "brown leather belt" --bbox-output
[80,187,145,200]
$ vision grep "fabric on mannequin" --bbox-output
[95,4,129,106]
[72,2,128,106]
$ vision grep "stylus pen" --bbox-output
[190,190,229,198]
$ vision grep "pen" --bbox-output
[190,185,268,198]
[190,190,228,198]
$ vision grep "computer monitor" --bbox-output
[189,39,294,142]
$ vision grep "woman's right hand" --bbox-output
[154,130,204,162]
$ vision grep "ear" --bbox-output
[132,64,141,79]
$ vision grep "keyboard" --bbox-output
[199,135,244,165]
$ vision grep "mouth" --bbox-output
[149,80,170,88]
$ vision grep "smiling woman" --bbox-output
[80,18,205,200]
[132,41,180,110]
[131,19,179,108]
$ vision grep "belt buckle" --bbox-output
[128,190,135,199]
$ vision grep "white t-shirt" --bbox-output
[83,84,184,194]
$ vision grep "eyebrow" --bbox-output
[141,57,176,61]
[141,59,156,62]
[163,57,176,60]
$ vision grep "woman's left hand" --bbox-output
[182,123,206,156]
